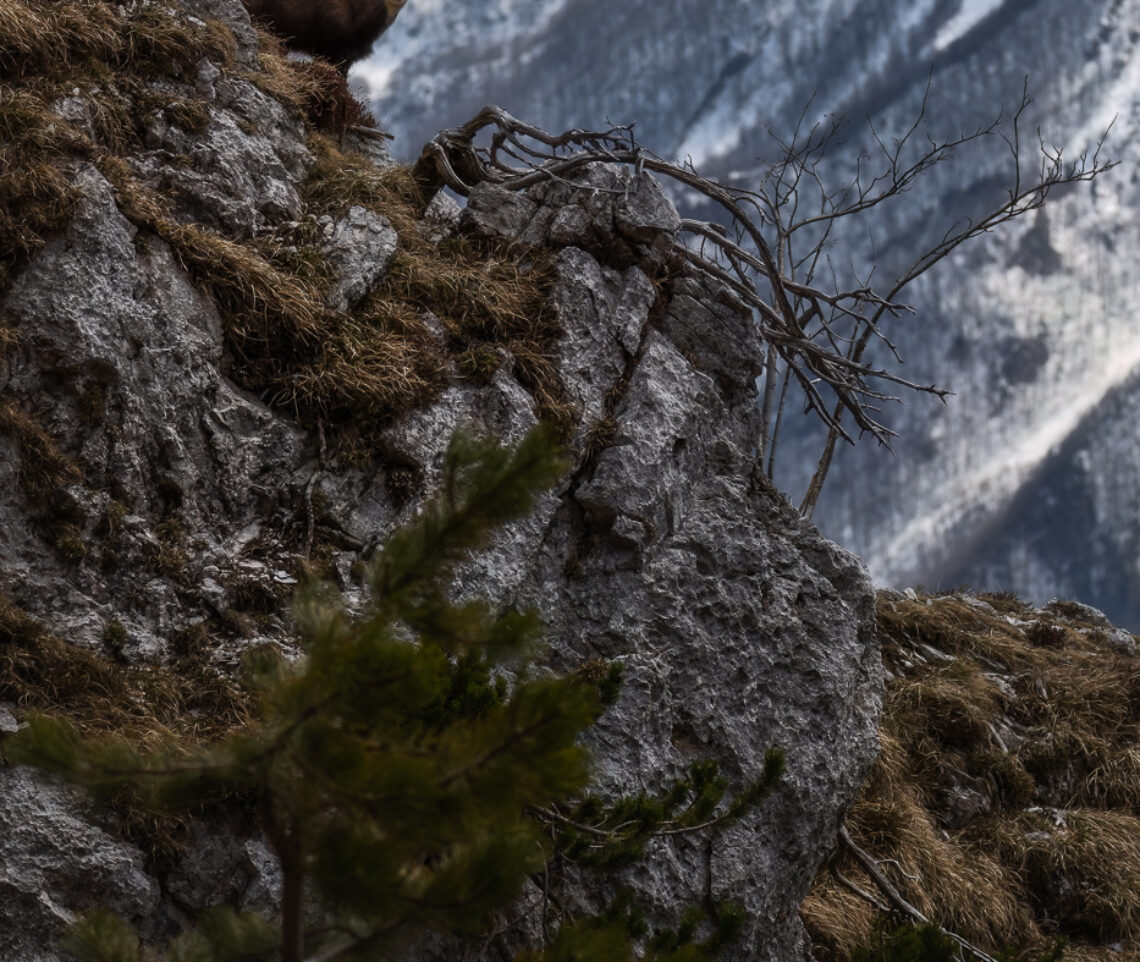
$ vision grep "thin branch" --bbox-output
[836,823,1002,962]
[411,97,1113,507]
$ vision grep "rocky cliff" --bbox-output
[0,1,880,960]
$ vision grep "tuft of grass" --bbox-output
[103,134,569,436]
[0,592,247,744]
[163,220,326,345]
[54,522,87,564]
[3,0,570,442]
[246,27,324,117]
[0,0,238,290]
[152,515,189,580]
[0,90,85,287]
[0,0,122,78]
[161,98,212,136]
[303,141,566,421]
[457,343,502,382]
[0,393,82,501]
[0,591,251,859]
[804,590,1140,962]
[1026,621,1068,648]
[889,658,1003,755]
[101,618,128,662]
[993,809,1140,943]
[0,320,17,354]
[98,152,453,429]
[582,415,618,463]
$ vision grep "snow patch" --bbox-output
[933,0,1006,51]
[873,326,1140,582]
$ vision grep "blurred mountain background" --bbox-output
[357,0,1140,628]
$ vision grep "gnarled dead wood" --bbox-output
[412,91,1113,509]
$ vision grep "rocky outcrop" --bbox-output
[0,1,881,958]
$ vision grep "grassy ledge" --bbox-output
[804,590,1140,962]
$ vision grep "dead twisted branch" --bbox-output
[412,86,1113,511]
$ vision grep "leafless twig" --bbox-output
[411,86,1113,511]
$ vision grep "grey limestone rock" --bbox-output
[463,163,682,257]
[550,247,653,428]
[133,82,309,237]
[1,164,307,657]
[531,163,682,251]
[0,6,881,958]
[0,705,19,734]
[0,768,161,959]
[575,330,720,549]
[1106,627,1138,656]
[1048,598,1112,627]
[658,273,766,401]
[183,0,261,69]
[322,206,398,311]
[461,183,550,246]
[165,823,282,916]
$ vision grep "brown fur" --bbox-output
[242,0,408,68]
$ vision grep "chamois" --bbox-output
[242,0,409,70]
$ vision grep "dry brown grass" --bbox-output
[296,137,570,430]
[247,26,325,117]
[991,808,1140,943]
[803,591,1140,961]
[311,145,572,429]
[164,221,327,346]
[0,0,122,77]
[0,0,233,80]
[0,91,86,286]
[0,0,237,288]
[0,0,569,764]
[0,590,253,859]
[0,392,82,501]
[99,154,452,426]
[95,130,566,432]
[877,593,1043,668]
[0,321,17,355]
[889,658,1004,755]
[0,592,248,745]
[2,0,569,436]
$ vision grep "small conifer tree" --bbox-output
[9,425,783,962]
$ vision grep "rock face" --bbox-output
[0,1,881,959]
[0,768,161,960]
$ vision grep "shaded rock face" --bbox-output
[0,768,160,959]
[0,1,880,958]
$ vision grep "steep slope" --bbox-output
[364,0,1140,627]
[0,1,879,959]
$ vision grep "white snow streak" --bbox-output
[933,0,1005,51]
[873,337,1140,581]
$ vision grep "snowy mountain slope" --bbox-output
[361,0,1140,626]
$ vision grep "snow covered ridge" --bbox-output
[931,0,1008,51]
